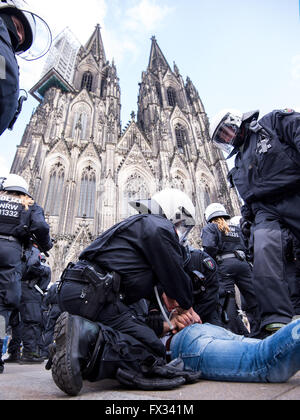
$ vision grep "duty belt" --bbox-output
[59,261,119,292]
[0,234,19,242]
[216,251,246,263]
[216,253,237,263]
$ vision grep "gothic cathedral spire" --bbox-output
[81,23,106,64]
[10,28,241,282]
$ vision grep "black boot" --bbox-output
[4,353,20,363]
[19,353,44,364]
[116,357,202,391]
[51,312,101,396]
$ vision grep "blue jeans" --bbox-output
[170,321,300,383]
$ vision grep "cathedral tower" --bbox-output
[137,37,240,233]
[11,28,240,281]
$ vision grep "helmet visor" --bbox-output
[212,122,239,154]
[175,221,194,244]
[17,11,52,60]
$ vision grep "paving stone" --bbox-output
[1,363,300,400]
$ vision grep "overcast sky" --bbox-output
[1,0,300,175]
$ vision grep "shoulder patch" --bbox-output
[203,257,216,271]
[280,109,294,115]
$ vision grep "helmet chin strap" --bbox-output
[154,287,175,331]
[0,13,20,50]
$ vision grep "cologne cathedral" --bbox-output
[11,25,241,281]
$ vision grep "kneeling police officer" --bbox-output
[51,189,201,396]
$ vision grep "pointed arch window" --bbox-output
[171,174,185,192]
[175,124,188,151]
[156,82,163,106]
[72,111,89,140]
[78,167,96,218]
[167,87,177,107]
[45,163,65,216]
[122,174,149,219]
[204,187,211,210]
[199,182,212,220]
[81,72,93,92]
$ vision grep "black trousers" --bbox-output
[251,192,300,328]
[58,280,166,359]
[217,257,261,335]
[286,261,300,316]
[19,282,43,355]
[41,304,61,357]
[0,239,23,347]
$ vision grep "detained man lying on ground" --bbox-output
[167,304,300,383]
[48,295,300,397]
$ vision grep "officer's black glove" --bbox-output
[145,358,202,384]
[116,368,185,390]
[240,218,252,239]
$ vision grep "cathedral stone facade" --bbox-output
[11,25,241,282]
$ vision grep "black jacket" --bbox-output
[0,194,52,251]
[80,214,193,309]
[231,109,300,204]
[0,17,19,136]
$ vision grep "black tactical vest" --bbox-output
[0,193,24,236]
[220,225,242,254]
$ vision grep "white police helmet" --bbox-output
[130,188,196,226]
[0,0,52,60]
[204,203,230,223]
[230,216,242,227]
[209,109,243,154]
[130,188,196,242]
[1,174,30,196]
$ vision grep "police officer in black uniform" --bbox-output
[50,189,201,396]
[210,108,300,335]
[5,250,51,363]
[0,174,52,373]
[184,247,221,326]
[0,0,52,136]
[40,281,61,359]
[18,245,51,363]
[201,203,261,336]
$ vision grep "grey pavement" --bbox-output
[1,361,300,400]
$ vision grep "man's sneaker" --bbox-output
[265,323,286,333]
[19,353,45,364]
[4,353,20,363]
[51,312,101,397]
